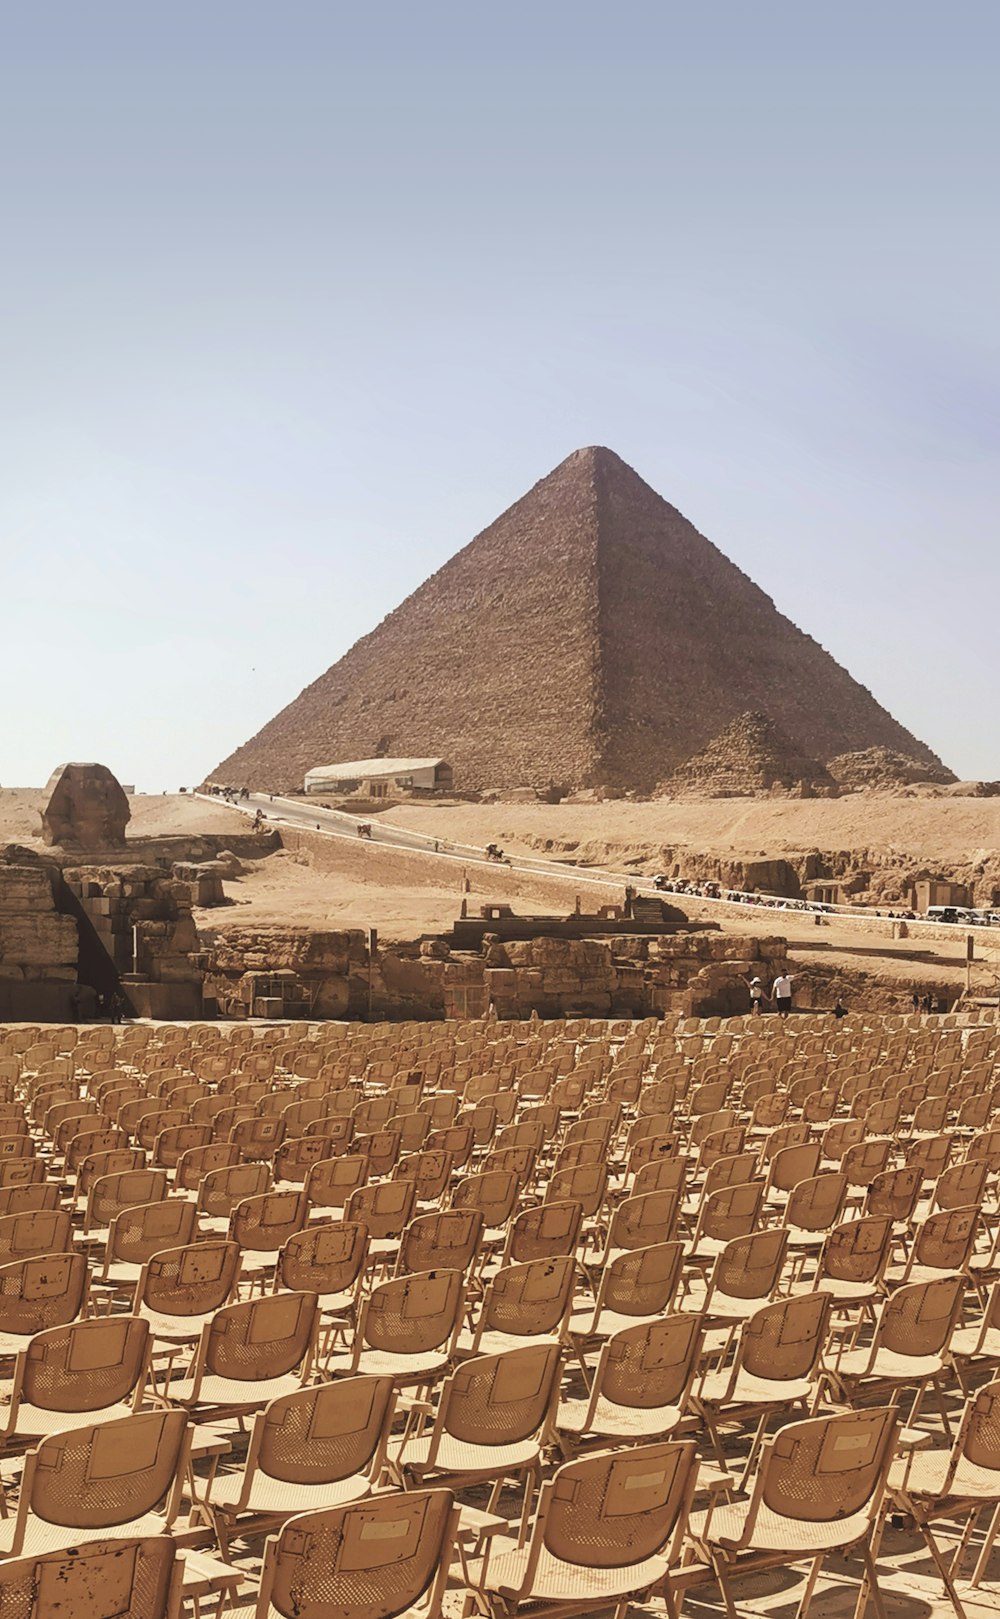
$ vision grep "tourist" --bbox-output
[833,999,848,1019]
[745,976,765,1015]
[771,971,793,1017]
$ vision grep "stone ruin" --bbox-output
[41,762,130,849]
[826,746,957,792]
[665,711,838,799]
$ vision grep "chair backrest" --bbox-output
[253,1376,396,1488]
[785,1173,848,1233]
[87,1170,168,1231]
[608,1188,680,1254]
[709,1227,789,1304]
[539,1441,696,1570]
[394,1148,453,1203]
[107,1199,198,1269]
[15,1315,149,1415]
[841,1139,893,1187]
[258,1491,457,1619]
[596,1242,684,1321]
[0,1207,72,1262]
[173,1141,240,1191]
[397,1209,482,1275]
[865,1165,922,1222]
[878,1274,965,1358]
[819,1216,892,1286]
[757,1406,897,1523]
[230,1189,308,1254]
[0,1251,89,1336]
[479,1255,576,1341]
[435,1341,561,1452]
[958,1378,1000,1474]
[0,1536,178,1619]
[739,1291,832,1383]
[0,1183,61,1218]
[362,1269,464,1356]
[202,1291,318,1382]
[278,1222,369,1297]
[346,1179,417,1240]
[20,1408,188,1534]
[911,1205,979,1274]
[505,1200,582,1265]
[305,1153,369,1210]
[195,1160,270,1220]
[935,1157,989,1212]
[544,1162,607,1217]
[451,1169,519,1229]
[139,1239,242,1320]
[769,1142,822,1194]
[595,1314,703,1411]
[694,1181,764,1245]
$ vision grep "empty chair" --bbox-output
[151,1122,212,1172]
[248,1491,458,1619]
[866,1165,923,1224]
[792,1214,892,1313]
[0,1408,190,1557]
[137,1238,242,1346]
[326,1268,464,1386]
[272,1133,336,1186]
[1,1316,151,1448]
[501,1200,583,1267]
[695,1292,834,1476]
[305,1152,369,1213]
[160,1291,318,1420]
[557,1314,703,1454]
[765,1142,822,1203]
[195,1160,270,1233]
[346,1179,416,1248]
[0,1182,61,1218]
[841,1137,894,1192]
[82,1169,168,1238]
[887,1205,979,1289]
[458,1255,577,1359]
[397,1208,482,1276]
[698,1227,790,1323]
[200,1376,396,1559]
[174,1141,240,1191]
[689,1406,897,1619]
[684,1181,765,1265]
[569,1243,684,1347]
[388,1342,562,1533]
[230,1188,308,1277]
[451,1168,520,1237]
[824,1274,965,1432]
[888,1376,1000,1608]
[784,1172,848,1250]
[0,1252,89,1356]
[470,1440,697,1619]
[277,1222,369,1316]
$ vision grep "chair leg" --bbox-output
[708,1549,740,1619]
[796,1552,825,1619]
[916,1523,969,1619]
[971,1499,1000,1587]
[857,1539,887,1619]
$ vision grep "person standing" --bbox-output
[746,976,765,1015]
[772,971,793,1017]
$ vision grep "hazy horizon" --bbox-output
[2,2,997,790]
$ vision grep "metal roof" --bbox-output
[305,757,448,779]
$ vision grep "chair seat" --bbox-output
[890,1453,1000,1501]
[455,1330,559,1360]
[951,1327,1000,1360]
[326,1349,449,1383]
[482,1542,669,1602]
[139,1304,219,1343]
[164,1373,304,1410]
[0,1512,170,1558]
[698,1370,813,1407]
[390,1433,539,1475]
[207,1469,372,1514]
[557,1395,682,1440]
[568,1310,662,1342]
[690,1498,872,1554]
[833,1348,946,1380]
[5,1400,136,1443]
[701,1294,772,1322]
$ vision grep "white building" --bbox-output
[304,757,453,797]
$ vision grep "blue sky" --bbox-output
[1,1,997,789]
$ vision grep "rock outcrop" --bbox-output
[666,711,838,798]
[827,747,958,792]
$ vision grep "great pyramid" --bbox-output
[211,447,948,794]
[666,712,838,798]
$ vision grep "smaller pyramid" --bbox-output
[666,712,838,799]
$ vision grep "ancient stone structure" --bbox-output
[211,446,947,794]
[827,747,957,792]
[666,711,838,798]
[0,856,79,1020]
[41,763,130,849]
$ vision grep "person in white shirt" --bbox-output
[772,973,793,1017]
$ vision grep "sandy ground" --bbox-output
[0,788,248,843]
[380,796,1000,863]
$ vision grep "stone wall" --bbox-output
[0,860,79,1019]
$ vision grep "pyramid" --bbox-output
[666,712,838,798]
[211,448,948,794]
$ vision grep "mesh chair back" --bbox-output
[0,1252,88,1335]
[740,1291,832,1381]
[19,1316,149,1413]
[820,1216,892,1284]
[25,1409,187,1531]
[108,1199,198,1268]
[541,1441,696,1569]
[364,1269,464,1355]
[88,1171,168,1231]
[398,1209,482,1275]
[256,1375,395,1485]
[346,1179,416,1240]
[278,1222,369,1295]
[203,1291,318,1381]
[196,1161,270,1220]
[0,1536,177,1619]
[482,1256,575,1339]
[451,1169,518,1228]
[760,1406,896,1522]
[140,1239,241,1318]
[230,1189,308,1254]
[507,1200,582,1264]
[0,1208,72,1262]
[711,1227,789,1303]
[879,1275,964,1357]
[599,1314,702,1409]
[598,1242,683,1320]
